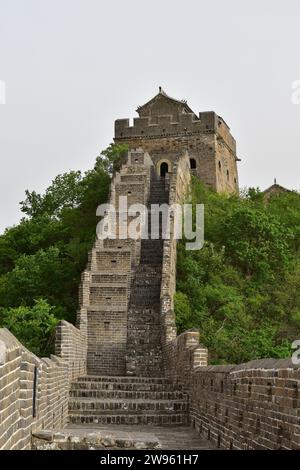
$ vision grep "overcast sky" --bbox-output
[0,0,299,233]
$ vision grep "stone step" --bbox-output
[125,355,163,372]
[152,196,168,201]
[148,192,168,196]
[140,245,164,252]
[129,298,160,307]
[140,239,164,246]
[130,286,161,296]
[68,414,189,426]
[69,389,188,400]
[127,313,160,323]
[70,381,186,392]
[132,272,161,282]
[68,398,189,414]
[138,258,163,266]
[131,279,161,288]
[76,376,169,384]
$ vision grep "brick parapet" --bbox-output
[190,360,300,450]
[0,323,84,450]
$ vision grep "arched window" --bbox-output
[160,162,169,178]
[190,158,196,169]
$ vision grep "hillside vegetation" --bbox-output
[175,178,300,364]
[0,147,299,362]
[0,144,125,354]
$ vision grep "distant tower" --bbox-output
[114,87,239,193]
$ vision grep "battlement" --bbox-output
[115,111,236,152]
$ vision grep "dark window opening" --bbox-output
[218,161,221,170]
[227,169,229,180]
[160,162,169,178]
[190,158,196,169]
[32,366,38,418]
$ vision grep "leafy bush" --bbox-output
[0,299,58,356]
[0,143,127,354]
[175,179,300,363]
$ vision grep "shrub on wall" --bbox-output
[175,179,300,364]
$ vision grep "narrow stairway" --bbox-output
[68,375,189,426]
[126,174,169,376]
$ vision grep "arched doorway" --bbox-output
[160,162,169,178]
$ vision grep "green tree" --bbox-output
[0,299,58,356]
[0,143,126,355]
[175,180,300,363]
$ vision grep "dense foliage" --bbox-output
[175,179,300,364]
[1,147,299,363]
[0,143,127,355]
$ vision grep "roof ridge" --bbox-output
[136,87,195,116]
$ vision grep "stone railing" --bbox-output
[189,359,300,450]
[160,151,208,381]
[0,320,86,450]
[55,320,87,381]
[164,330,208,385]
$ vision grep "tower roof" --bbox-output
[262,182,291,201]
[136,87,197,118]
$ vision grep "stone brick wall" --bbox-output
[76,149,153,375]
[115,108,239,193]
[0,319,86,450]
[159,152,209,381]
[189,359,300,450]
[164,330,208,385]
[55,320,87,381]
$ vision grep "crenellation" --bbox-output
[115,112,215,140]
[115,89,238,193]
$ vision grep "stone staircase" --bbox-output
[126,176,169,376]
[68,171,191,430]
[68,376,189,426]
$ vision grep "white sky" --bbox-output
[0,0,300,233]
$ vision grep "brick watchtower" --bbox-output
[114,87,239,193]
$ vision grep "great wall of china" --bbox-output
[0,90,299,450]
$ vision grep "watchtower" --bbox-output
[114,87,239,192]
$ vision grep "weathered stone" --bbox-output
[32,430,53,441]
